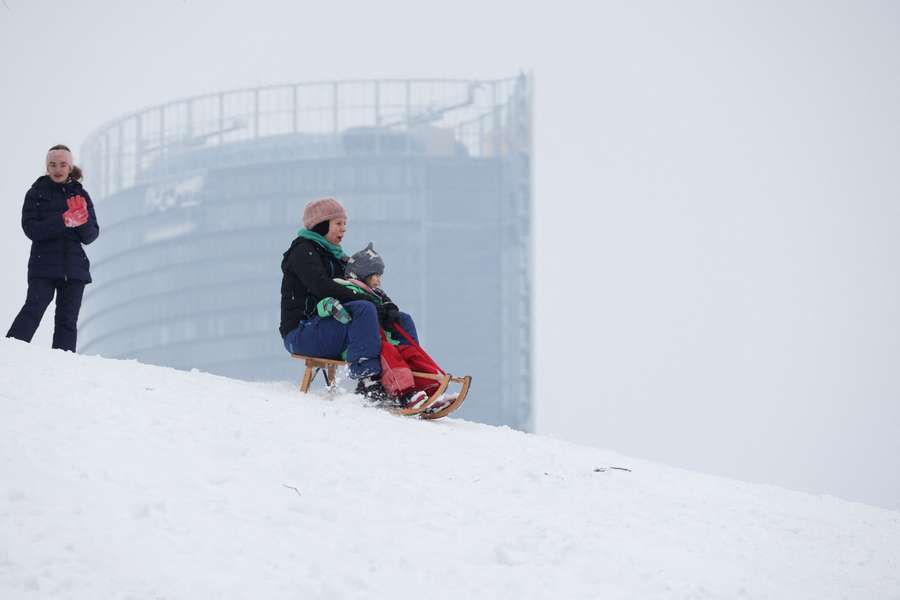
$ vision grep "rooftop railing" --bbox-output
[83,75,532,199]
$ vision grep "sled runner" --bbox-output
[291,354,471,420]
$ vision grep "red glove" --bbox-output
[63,207,88,228]
[67,195,87,211]
[64,195,89,227]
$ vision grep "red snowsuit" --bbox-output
[379,328,442,398]
[340,278,443,399]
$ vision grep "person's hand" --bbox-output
[67,195,87,212]
[379,303,401,327]
[331,301,351,324]
[318,297,351,324]
[63,207,88,228]
[63,195,89,227]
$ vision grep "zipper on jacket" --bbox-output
[61,182,68,282]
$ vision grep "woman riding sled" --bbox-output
[280,197,422,406]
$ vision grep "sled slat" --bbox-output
[409,371,446,382]
[293,354,344,392]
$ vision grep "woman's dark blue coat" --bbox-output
[22,175,100,282]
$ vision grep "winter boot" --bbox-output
[355,376,390,403]
[424,392,459,414]
[398,389,429,411]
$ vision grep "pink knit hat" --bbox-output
[303,197,347,230]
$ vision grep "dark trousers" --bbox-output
[7,278,86,352]
[282,300,383,378]
[391,312,419,344]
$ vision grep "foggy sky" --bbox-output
[1,0,898,510]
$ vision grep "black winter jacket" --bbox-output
[279,237,374,337]
[22,176,100,282]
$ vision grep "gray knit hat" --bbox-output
[346,242,385,280]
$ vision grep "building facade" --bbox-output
[80,76,532,429]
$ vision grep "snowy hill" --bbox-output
[1,340,898,599]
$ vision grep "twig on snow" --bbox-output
[282,484,302,497]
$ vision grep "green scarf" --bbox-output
[297,228,346,260]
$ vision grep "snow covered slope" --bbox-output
[1,339,898,599]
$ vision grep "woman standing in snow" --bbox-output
[6,145,100,352]
[280,197,390,401]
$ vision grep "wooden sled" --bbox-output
[291,354,471,419]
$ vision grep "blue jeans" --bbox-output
[283,300,382,379]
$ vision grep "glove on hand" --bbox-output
[317,297,351,324]
[63,195,89,227]
[63,208,88,227]
[67,195,87,211]
[380,304,401,328]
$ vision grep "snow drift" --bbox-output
[1,339,898,599]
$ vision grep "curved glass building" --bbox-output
[79,76,532,429]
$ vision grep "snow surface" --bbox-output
[1,339,899,599]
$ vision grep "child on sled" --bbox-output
[339,242,455,413]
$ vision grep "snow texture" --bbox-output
[1,338,898,599]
